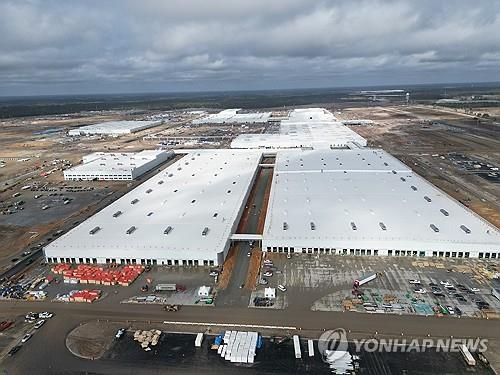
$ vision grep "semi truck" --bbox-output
[155,283,177,292]
[353,273,377,288]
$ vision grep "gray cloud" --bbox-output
[0,0,499,95]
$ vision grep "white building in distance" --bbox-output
[193,109,271,125]
[68,120,161,136]
[231,108,367,149]
[63,150,173,181]
[262,148,500,259]
[46,149,262,266]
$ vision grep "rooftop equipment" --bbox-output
[89,226,101,235]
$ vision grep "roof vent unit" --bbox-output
[430,224,439,233]
[158,180,164,185]
[460,225,471,234]
[392,170,397,174]
[379,222,387,231]
[411,185,417,191]
[202,227,209,236]
[146,189,152,194]
[126,226,136,235]
[424,196,432,202]
[310,222,316,230]
[350,222,357,231]
[131,199,139,205]
[383,162,389,166]
[440,209,449,216]
[89,226,101,235]
[283,222,288,231]
[163,226,172,235]
[113,210,122,218]
[400,177,406,182]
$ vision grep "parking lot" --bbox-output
[448,153,500,184]
[0,185,111,227]
[0,311,53,359]
[250,254,500,318]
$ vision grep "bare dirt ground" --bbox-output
[66,321,120,360]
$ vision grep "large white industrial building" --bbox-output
[68,120,161,136]
[63,150,173,181]
[262,148,500,259]
[45,149,262,266]
[193,109,271,125]
[231,108,367,149]
[44,107,500,266]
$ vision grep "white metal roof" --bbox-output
[65,150,170,175]
[68,120,160,135]
[263,149,500,253]
[193,109,271,124]
[231,108,367,149]
[46,149,262,261]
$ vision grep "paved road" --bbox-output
[1,299,500,374]
[217,168,271,307]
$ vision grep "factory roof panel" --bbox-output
[46,149,262,261]
[68,120,160,135]
[65,150,169,175]
[263,149,500,253]
[193,109,271,124]
[231,108,367,149]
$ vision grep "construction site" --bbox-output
[1,95,500,374]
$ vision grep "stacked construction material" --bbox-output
[133,329,162,351]
[221,331,259,364]
[57,289,102,303]
[53,264,144,286]
[51,263,71,274]
[24,291,48,301]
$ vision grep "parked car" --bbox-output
[454,307,462,316]
[21,333,32,343]
[209,271,219,277]
[8,345,21,356]
[39,312,53,319]
[34,320,45,329]
[409,279,421,285]
[428,282,438,287]
[263,259,273,265]
[259,278,268,285]
[414,288,427,294]
[446,306,455,315]
[470,288,480,292]
[278,284,287,292]
[263,271,273,277]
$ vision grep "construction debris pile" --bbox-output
[51,264,144,286]
[134,329,162,351]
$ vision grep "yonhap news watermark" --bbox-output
[318,328,488,362]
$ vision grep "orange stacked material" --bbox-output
[69,289,102,303]
[55,264,144,286]
[51,263,71,274]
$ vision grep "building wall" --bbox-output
[261,242,498,259]
[45,255,217,267]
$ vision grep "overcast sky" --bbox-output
[1,0,499,96]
